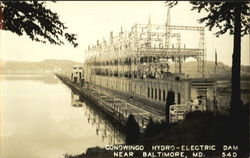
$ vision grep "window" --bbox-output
[148,87,150,98]
[155,88,157,100]
[151,88,153,98]
[163,90,166,101]
[159,89,161,101]
[178,93,181,104]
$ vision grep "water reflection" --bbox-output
[71,92,83,107]
[0,74,123,158]
[84,105,125,145]
[71,92,125,145]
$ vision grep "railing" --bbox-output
[56,74,164,130]
[169,104,188,123]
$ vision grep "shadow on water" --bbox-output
[71,91,125,145]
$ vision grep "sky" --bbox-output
[0,1,249,66]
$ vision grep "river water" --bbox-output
[0,74,124,158]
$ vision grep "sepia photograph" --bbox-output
[0,1,249,158]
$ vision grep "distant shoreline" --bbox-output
[0,59,249,79]
[0,72,53,75]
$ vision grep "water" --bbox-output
[0,74,123,158]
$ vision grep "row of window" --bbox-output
[93,69,158,79]
[148,87,166,102]
[147,87,181,104]
[93,75,182,104]
[73,67,82,69]
[88,56,159,66]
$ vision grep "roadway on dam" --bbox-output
[57,75,165,129]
